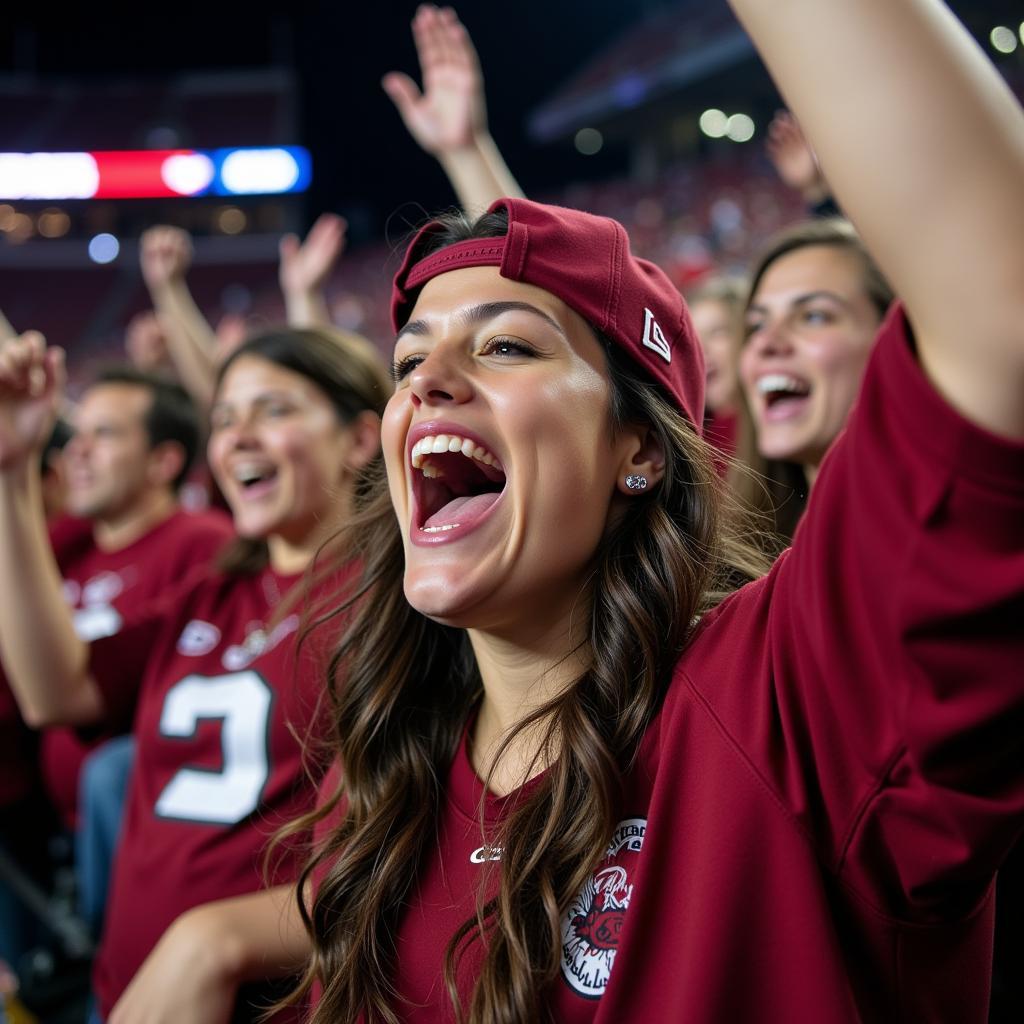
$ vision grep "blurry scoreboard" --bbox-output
[0,147,311,200]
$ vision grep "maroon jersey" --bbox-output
[0,509,229,814]
[90,564,338,1018]
[314,307,1024,1022]
[41,508,232,827]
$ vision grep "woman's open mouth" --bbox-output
[409,431,506,544]
[231,460,280,500]
[756,373,812,422]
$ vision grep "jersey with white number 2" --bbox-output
[155,670,273,825]
[87,565,339,1018]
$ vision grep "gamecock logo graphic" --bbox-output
[560,817,646,999]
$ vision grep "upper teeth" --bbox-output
[757,374,809,396]
[233,463,271,484]
[411,434,501,472]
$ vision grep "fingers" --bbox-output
[278,233,300,264]
[766,110,803,150]
[140,225,193,277]
[306,212,347,247]
[301,214,347,275]
[382,71,423,120]
[0,331,48,397]
[44,345,67,400]
[437,6,479,74]
[413,5,448,75]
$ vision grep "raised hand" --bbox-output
[0,332,65,470]
[765,111,829,204]
[140,226,193,292]
[382,4,486,155]
[278,213,347,298]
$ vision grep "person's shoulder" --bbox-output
[668,555,790,695]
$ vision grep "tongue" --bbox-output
[424,492,500,530]
[767,394,809,415]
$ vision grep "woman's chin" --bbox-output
[402,571,492,628]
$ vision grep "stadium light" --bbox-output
[699,109,729,139]
[88,233,120,264]
[990,26,1017,54]
[217,148,309,195]
[38,208,70,238]
[160,153,216,196]
[726,114,755,143]
[0,147,312,200]
[574,128,604,156]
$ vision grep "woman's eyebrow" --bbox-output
[397,301,567,342]
[791,290,850,309]
[746,290,851,317]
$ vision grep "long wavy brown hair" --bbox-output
[731,218,894,542]
[282,210,773,1024]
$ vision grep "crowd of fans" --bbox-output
[0,2,1021,1022]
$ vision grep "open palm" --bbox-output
[278,213,347,295]
[765,111,824,195]
[382,5,486,154]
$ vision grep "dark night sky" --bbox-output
[1,1,1019,237]
[0,1,658,232]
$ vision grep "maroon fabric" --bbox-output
[0,510,230,817]
[39,509,232,828]
[90,565,342,1018]
[391,198,706,429]
[312,306,1024,1022]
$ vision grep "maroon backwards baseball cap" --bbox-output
[390,197,705,429]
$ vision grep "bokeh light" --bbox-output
[726,113,756,143]
[88,233,120,264]
[574,128,604,155]
[699,109,728,139]
[990,26,1017,54]
[216,206,247,234]
[38,208,71,238]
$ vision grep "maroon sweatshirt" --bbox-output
[315,306,1024,1022]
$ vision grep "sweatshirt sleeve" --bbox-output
[760,303,1024,921]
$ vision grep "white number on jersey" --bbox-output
[154,670,273,825]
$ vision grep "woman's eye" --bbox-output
[743,321,763,341]
[801,308,834,326]
[390,355,423,382]
[480,337,535,358]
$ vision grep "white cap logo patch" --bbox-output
[641,308,671,363]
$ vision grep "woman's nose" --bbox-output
[408,346,473,408]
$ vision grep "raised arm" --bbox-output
[382,3,523,212]
[278,213,346,329]
[140,226,218,411]
[728,0,1024,439]
[0,332,104,726]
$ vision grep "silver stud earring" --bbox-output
[625,474,648,492]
